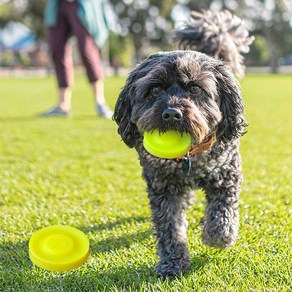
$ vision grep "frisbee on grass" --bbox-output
[29,225,89,272]
[143,130,191,159]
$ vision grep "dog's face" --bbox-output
[114,51,246,148]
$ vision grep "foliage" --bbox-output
[1,0,292,68]
[108,32,133,68]
[23,0,47,40]
[185,0,292,71]
[109,0,176,61]
[0,2,10,27]
[0,0,46,39]
[248,36,270,66]
[0,0,25,27]
[0,75,291,291]
[241,0,292,72]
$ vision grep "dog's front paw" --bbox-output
[154,258,191,279]
[202,219,238,248]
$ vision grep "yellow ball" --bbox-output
[143,130,191,159]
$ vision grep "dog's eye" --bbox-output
[150,86,162,96]
[188,83,202,95]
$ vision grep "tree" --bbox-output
[109,0,176,62]
[23,0,47,41]
[241,0,292,72]
[0,0,46,40]
[0,0,27,27]
[185,0,292,72]
[2,0,292,71]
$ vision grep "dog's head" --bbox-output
[114,51,246,148]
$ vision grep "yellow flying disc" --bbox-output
[143,130,191,159]
[29,225,89,272]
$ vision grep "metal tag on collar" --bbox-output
[182,153,191,175]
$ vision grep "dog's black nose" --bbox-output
[162,108,182,122]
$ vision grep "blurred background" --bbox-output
[0,0,292,76]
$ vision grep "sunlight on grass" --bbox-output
[0,74,291,290]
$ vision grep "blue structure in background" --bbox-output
[0,22,36,51]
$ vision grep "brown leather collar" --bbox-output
[177,131,217,160]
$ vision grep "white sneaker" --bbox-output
[96,103,113,119]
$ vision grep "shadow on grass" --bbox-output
[0,240,33,289]
[79,215,152,254]
[0,242,156,290]
[90,229,153,254]
[69,263,159,290]
[80,215,149,233]
[38,255,210,290]
[0,216,156,290]
[0,115,37,123]
[0,216,211,290]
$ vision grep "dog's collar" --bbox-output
[188,131,217,157]
[177,131,217,160]
[176,131,217,175]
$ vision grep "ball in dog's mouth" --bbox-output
[143,130,191,159]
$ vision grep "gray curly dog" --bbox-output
[114,11,253,279]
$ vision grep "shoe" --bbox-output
[38,106,70,117]
[96,103,113,119]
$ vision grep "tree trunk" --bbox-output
[132,35,141,65]
[266,28,278,74]
[269,41,278,74]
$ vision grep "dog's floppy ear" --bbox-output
[215,64,247,142]
[114,54,165,148]
[113,78,139,148]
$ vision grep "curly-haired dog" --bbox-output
[114,11,253,279]
[114,50,246,278]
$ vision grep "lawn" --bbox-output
[0,73,291,291]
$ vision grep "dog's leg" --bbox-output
[202,178,241,248]
[148,187,192,279]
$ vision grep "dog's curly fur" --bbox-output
[174,10,254,78]
[114,50,247,278]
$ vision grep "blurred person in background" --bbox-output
[40,0,112,118]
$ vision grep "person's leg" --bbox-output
[91,79,105,103]
[68,2,112,117]
[58,87,72,112]
[91,79,112,118]
[43,3,73,115]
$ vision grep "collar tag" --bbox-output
[182,155,191,175]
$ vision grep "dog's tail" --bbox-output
[174,10,254,78]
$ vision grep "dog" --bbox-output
[113,10,253,279]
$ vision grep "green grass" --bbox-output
[0,74,291,291]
